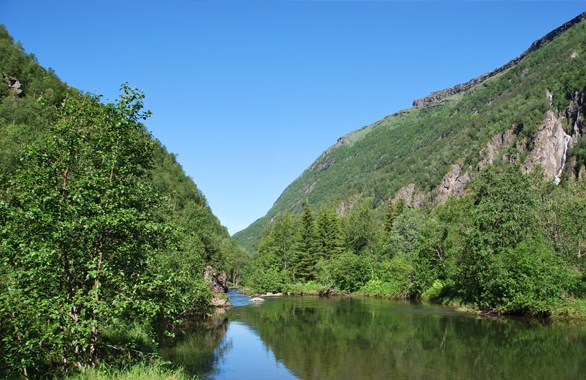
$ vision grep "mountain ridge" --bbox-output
[234,12,586,252]
[413,11,586,107]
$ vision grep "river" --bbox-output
[160,290,586,379]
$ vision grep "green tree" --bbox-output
[456,164,545,308]
[0,86,168,375]
[315,206,344,260]
[294,200,319,281]
[343,199,381,255]
[384,197,405,233]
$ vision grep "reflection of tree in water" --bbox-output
[231,297,586,380]
[159,313,231,378]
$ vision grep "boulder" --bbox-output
[204,266,228,293]
[250,297,265,303]
[210,297,231,307]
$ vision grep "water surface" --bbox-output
[162,291,586,379]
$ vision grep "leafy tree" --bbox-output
[343,199,381,255]
[0,86,168,375]
[328,252,370,292]
[386,209,425,258]
[488,238,572,315]
[456,164,546,308]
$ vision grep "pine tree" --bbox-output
[294,199,319,281]
[316,206,344,260]
[384,197,405,233]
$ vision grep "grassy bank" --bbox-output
[65,362,194,380]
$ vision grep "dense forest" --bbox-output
[0,25,246,378]
[239,15,586,317]
[243,166,586,316]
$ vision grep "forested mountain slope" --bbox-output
[0,24,242,376]
[235,12,586,252]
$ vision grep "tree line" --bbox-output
[242,164,586,317]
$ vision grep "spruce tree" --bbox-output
[316,206,344,260]
[294,199,319,281]
[384,198,405,233]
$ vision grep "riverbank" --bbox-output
[65,362,195,380]
[238,283,586,321]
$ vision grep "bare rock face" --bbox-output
[393,184,425,208]
[478,129,517,169]
[434,164,471,204]
[524,111,571,183]
[204,266,228,294]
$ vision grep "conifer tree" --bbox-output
[294,199,319,281]
[384,197,405,233]
[316,206,344,260]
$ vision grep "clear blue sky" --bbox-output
[1,1,585,234]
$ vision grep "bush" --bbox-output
[66,361,190,380]
[421,279,448,301]
[285,281,327,295]
[358,279,401,297]
[328,252,371,292]
[489,238,572,315]
[245,267,288,293]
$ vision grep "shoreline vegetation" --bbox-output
[238,284,586,322]
[239,166,586,321]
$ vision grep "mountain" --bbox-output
[234,12,586,252]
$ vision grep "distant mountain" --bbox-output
[234,12,586,252]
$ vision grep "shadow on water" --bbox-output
[162,292,586,380]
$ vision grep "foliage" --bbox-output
[0,25,238,377]
[342,198,382,256]
[315,205,344,260]
[285,281,327,295]
[491,238,572,316]
[293,200,320,281]
[0,87,170,375]
[326,252,371,292]
[0,83,235,377]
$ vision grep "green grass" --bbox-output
[65,362,194,380]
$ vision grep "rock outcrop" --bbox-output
[524,111,572,183]
[393,184,425,208]
[204,266,228,294]
[434,164,471,204]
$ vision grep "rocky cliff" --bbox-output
[413,12,586,108]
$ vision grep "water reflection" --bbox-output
[162,294,586,380]
[209,321,297,380]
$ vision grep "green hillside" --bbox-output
[0,25,243,377]
[235,12,586,252]
[235,13,586,319]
